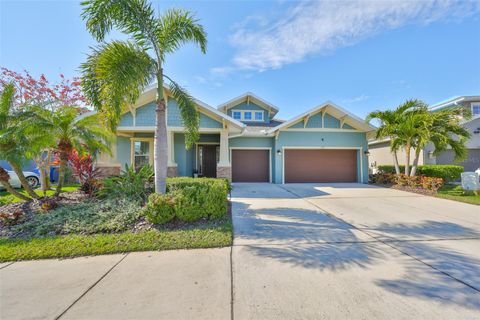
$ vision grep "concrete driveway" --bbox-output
[1,183,479,319]
[232,183,480,319]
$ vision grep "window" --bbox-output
[134,141,150,171]
[472,103,480,117]
[232,109,265,121]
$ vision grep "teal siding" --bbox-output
[273,131,368,184]
[289,120,304,128]
[136,102,156,126]
[119,112,134,126]
[229,137,275,182]
[198,134,220,143]
[116,136,131,168]
[174,133,194,177]
[324,113,340,128]
[227,102,270,124]
[168,99,222,128]
[305,113,323,128]
[343,123,354,130]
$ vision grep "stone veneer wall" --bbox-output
[97,166,121,177]
[216,166,232,181]
[167,166,178,177]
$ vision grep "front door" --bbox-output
[202,145,217,178]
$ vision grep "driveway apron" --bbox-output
[231,183,480,320]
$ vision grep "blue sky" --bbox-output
[1,0,479,120]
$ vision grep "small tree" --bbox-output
[81,0,206,194]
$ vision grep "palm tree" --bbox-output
[410,107,470,176]
[366,101,419,174]
[0,83,40,199]
[30,106,113,196]
[80,0,206,194]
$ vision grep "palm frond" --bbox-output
[80,40,156,130]
[167,78,199,148]
[157,8,207,57]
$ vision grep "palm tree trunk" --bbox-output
[9,162,39,199]
[392,150,400,175]
[154,71,168,194]
[410,148,421,176]
[0,168,31,201]
[54,157,67,196]
[404,142,411,176]
[46,149,52,189]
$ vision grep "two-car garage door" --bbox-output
[284,149,357,183]
[232,149,270,182]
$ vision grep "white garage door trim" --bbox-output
[281,146,363,184]
[229,147,272,183]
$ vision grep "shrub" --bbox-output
[0,209,24,226]
[419,176,444,191]
[97,165,153,203]
[68,150,100,195]
[143,193,175,224]
[40,198,58,212]
[167,178,228,222]
[377,164,463,181]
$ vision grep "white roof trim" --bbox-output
[217,92,279,114]
[429,96,465,111]
[267,101,375,134]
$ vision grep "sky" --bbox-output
[1,0,480,120]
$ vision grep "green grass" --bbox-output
[436,184,480,205]
[0,219,232,261]
[0,185,79,205]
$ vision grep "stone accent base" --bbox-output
[167,166,178,177]
[216,166,232,181]
[97,166,121,177]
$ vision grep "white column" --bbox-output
[167,130,177,166]
[217,129,230,167]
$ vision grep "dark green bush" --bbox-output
[143,193,175,224]
[98,165,153,203]
[377,165,463,181]
[168,178,228,222]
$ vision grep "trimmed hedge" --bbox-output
[377,165,464,182]
[145,177,230,224]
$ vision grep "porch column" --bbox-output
[217,129,232,180]
[167,130,177,177]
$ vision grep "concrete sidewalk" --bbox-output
[0,249,231,320]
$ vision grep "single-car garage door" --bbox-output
[232,149,270,182]
[284,149,357,183]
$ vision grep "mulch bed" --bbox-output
[371,182,436,196]
[0,191,88,228]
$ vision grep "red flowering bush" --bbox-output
[68,150,101,195]
[372,173,444,191]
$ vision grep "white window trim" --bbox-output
[471,102,480,116]
[231,109,264,122]
[130,138,154,167]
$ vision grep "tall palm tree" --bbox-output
[410,107,470,176]
[80,0,206,194]
[0,83,40,199]
[30,106,113,196]
[366,101,419,174]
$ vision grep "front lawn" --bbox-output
[435,184,480,205]
[0,217,232,261]
[0,185,79,205]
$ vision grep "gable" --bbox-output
[117,99,223,129]
[285,112,344,129]
[227,102,270,124]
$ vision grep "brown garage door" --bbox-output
[285,149,357,183]
[232,149,270,182]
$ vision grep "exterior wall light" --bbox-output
[277,149,282,156]
[363,150,370,156]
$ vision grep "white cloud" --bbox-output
[343,94,370,103]
[230,0,480,71]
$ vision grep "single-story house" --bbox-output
[369,95,480,172]
[97,87,375,183]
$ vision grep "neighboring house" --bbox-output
[369,95,480,172]
[97,87,374,183]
